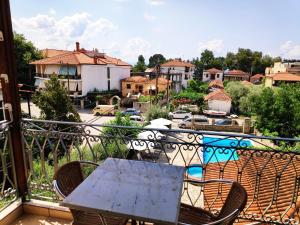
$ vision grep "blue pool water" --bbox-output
[187,137,252,178]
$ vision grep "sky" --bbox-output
[10,0,300,64]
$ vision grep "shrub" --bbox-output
[145,105,169,122]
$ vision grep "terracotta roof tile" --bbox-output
[241,80,253,86]
[208,80,224,89]
[204,89,231,101]
[161,60,195,68]
[41,49,71,58]
[31,51,131,66]
[250,74,264,83]
[204,68,223,73]
[267,72,300,82]
[149,77,171,85]
[123,76,149,83]
[225,70,250,76]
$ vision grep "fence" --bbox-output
[17,118,300,224]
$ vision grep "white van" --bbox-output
[92,105,116,116]
[178,116,209,129]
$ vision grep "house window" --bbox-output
[185,74,188,80]
[107,67,110,79]
[126,84,131,89]
[206,74,209,78]
[108,80,110,91]
[217,74,219,78]
[185,67,189,73]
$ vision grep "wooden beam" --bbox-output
[0,0,27,198]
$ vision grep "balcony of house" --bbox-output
[34,75,83,97]
[1,119,300,225]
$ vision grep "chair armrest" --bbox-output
[52,180,66,199]
[79,161,99,166]
[184,178,234,185]
[178,209,239,225]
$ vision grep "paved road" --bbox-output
[21,101,114,125]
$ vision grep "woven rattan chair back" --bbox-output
[216,181,248,225]
[53,161,84,198]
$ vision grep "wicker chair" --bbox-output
[176,179,248,225]
[53,161,128,225]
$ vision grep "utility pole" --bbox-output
[155,64,160,98]
[0,0,28,198]
[166,67,170,107]
[67,63,70,95]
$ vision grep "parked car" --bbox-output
[93,105,116,116]
[214,119,238,126]
[178,104,199,113]
[121,108,141,116]
[178,115,209,129]
[129,115,144,122]
[169,110,192,120]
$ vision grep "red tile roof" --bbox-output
[123,76,149,83]
[161,60,195,68]
[149,77,171,85]
[267,72,300,82]
[241,80,253,86]
[204,89,231,101]
[201,154,300,224]
[41,49,71,58]
[204,68,223,73]
[31,50,131,66]
[250,74,264,83]
[208,80,224,89]
[225,70,250,76]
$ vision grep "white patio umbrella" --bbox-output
[127,130,164,151]
[150,118,173,126]
[145,124,169,130]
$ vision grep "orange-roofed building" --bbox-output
[265,72,300,87]
[208,80,224,92]
[250,74,264,84]
[204,90,232,114]
[161,59,195,89]
[203,68,223,82]
[31,42,131,97]
[121,76,171,97]
[224,70,250,81]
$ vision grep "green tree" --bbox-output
[239,85,263,116]
[145,105,169,122]
[132,55,147,72]
[225,81,249,113]
[148,54,166,67]
[14,32,42,86]
[32,76,80,122]
[224,52,237,70]
[200,50,215,69]
[249,85,300,138]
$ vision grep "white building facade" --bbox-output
[202,68,223,82]
[31,43,131,97]
[161,60,195,88]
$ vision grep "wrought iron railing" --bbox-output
[0,121,17,210]
[21,118,300,224]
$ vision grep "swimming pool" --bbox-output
[187,137,252,179]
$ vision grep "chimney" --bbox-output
[76,42,80,51]
[94,56,98,64]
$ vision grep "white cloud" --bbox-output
[198,39,224,54]
[143,12,157,21]
[121,37,151,63]
[49,8,56,15]
[12,12,117,50]
[280,41,300,58]
[146,0,165,6]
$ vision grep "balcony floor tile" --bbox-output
[9,214,71,225]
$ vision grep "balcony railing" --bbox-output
[1,118,300,224]
[35,73,82,80]
[0,121,17,210]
